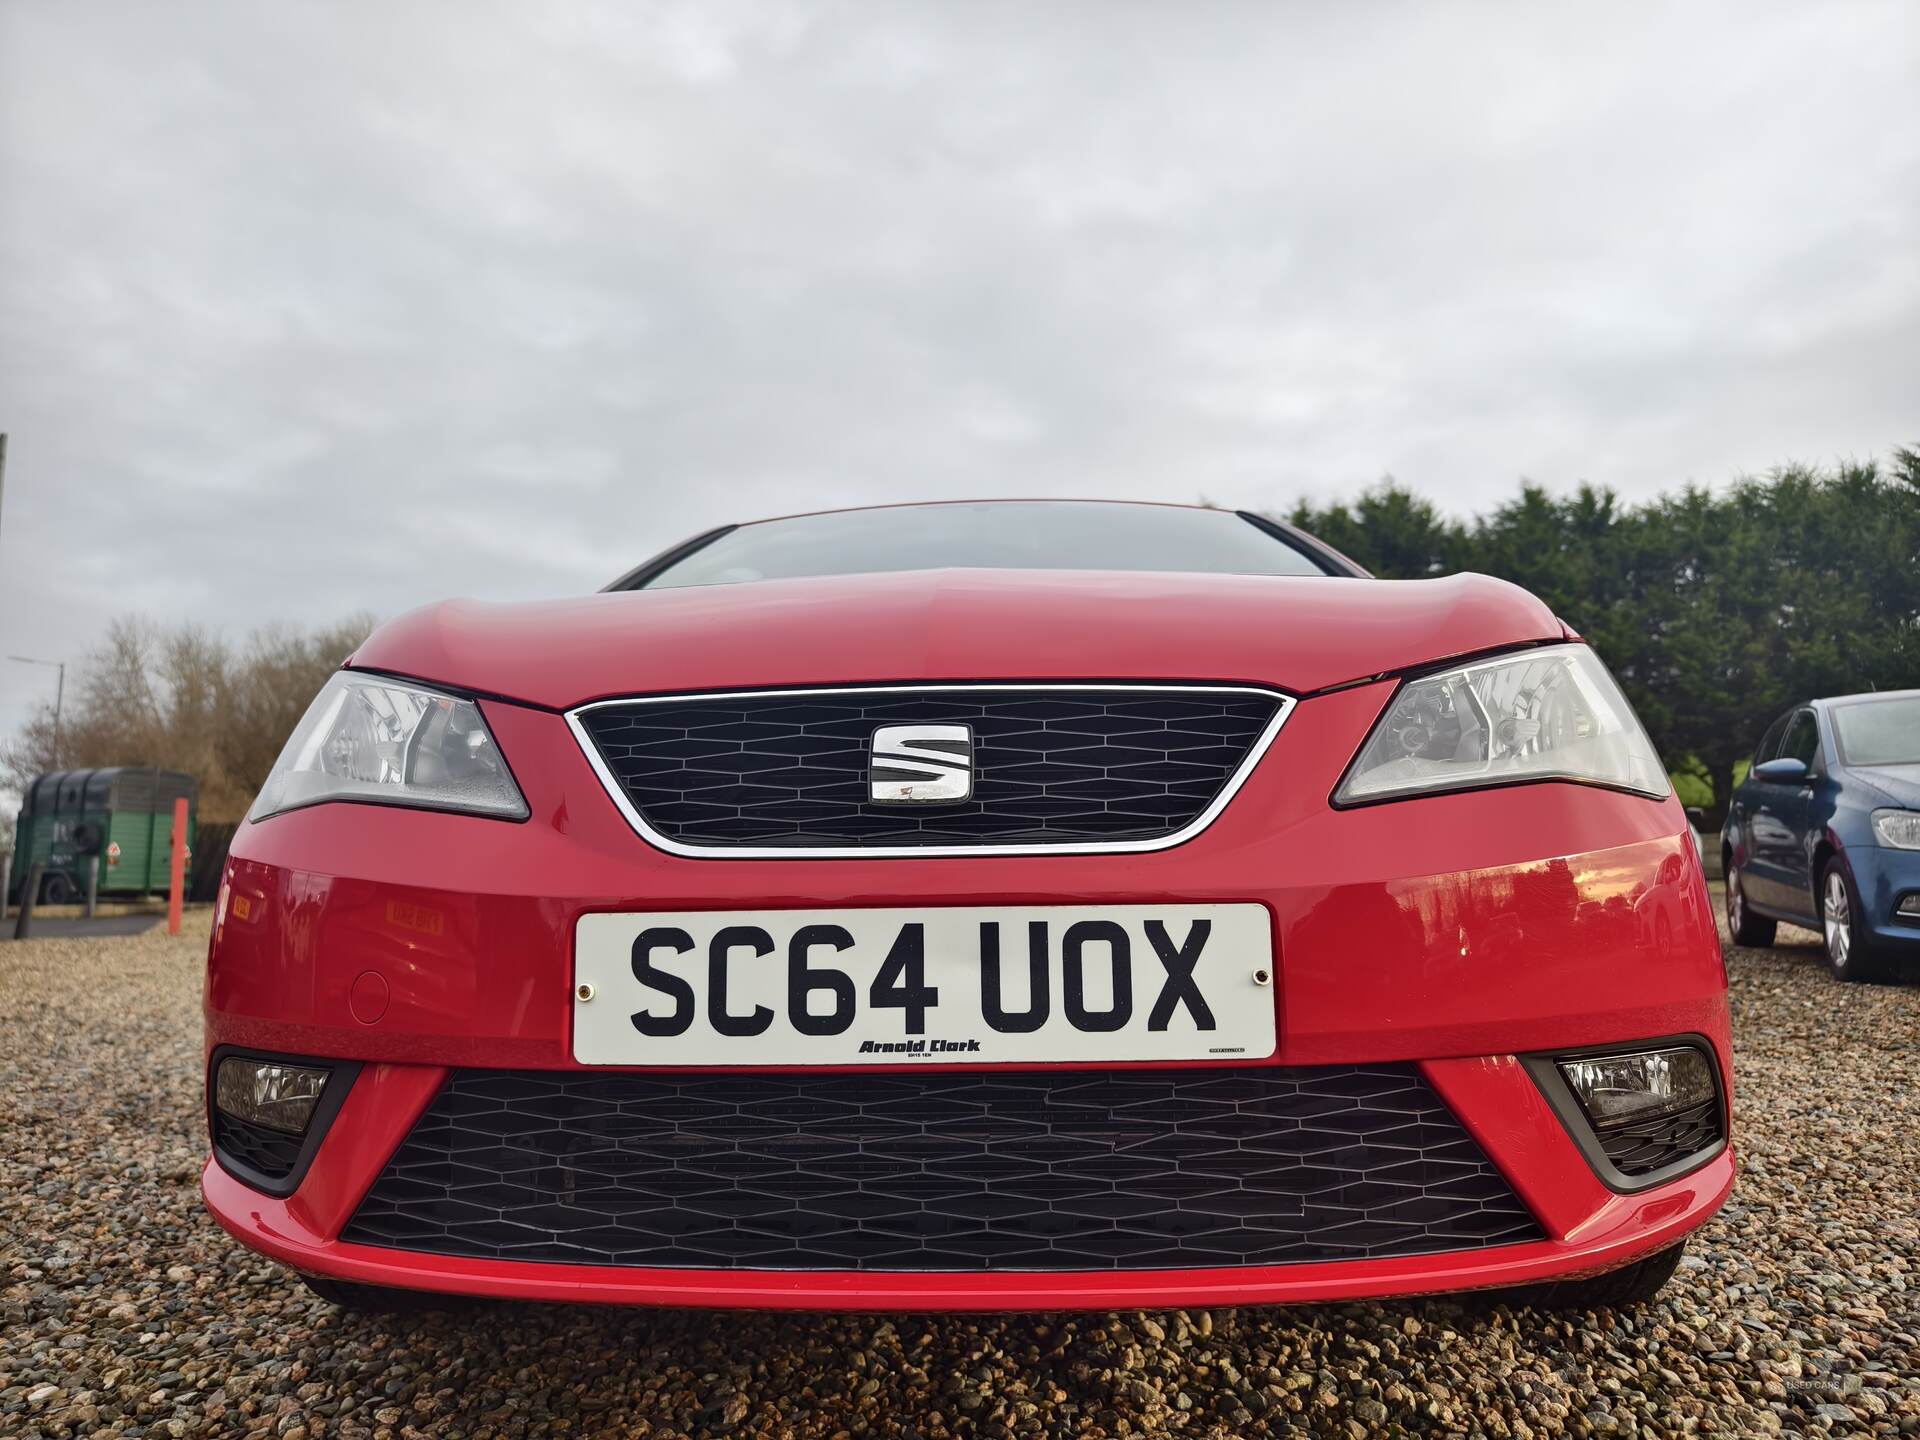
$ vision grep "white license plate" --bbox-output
[572,905,1275,1066]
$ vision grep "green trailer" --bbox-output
[7,768,197,905]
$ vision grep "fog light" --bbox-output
[214,1058,332,1135]
[1897,893,1920,918]
[1558,1046,1715,1131]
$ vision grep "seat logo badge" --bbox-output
[870,724,973,804]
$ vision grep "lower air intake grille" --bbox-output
[341,1067,1542,1271]
[212,1111,304,1180]
[1599,1099,1725,1178]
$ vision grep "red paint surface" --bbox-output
[348,970,390,1025]
[209,685,1728,1074]
[346,569,1562,709]
[204,580,1733,1306]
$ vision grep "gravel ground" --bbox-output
[2,905,1916,1439]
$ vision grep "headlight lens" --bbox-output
[1336,643,1668,805]
[250,672,528,822]
[214,1057,332,1134]
[1559,1046,1717,1130]
[1872,809,1920,850]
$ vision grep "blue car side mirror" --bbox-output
[1752,757,1811,783]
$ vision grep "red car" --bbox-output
[203,500,1731,1313]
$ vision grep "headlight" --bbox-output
[250,672,528,822]
[1872,809,1920,850]
[214,1057,332,1134]
[1336,643,1667,805]
[1558,1046,1717,1130]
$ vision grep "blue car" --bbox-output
[1723,689,1920,981]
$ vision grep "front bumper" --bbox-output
[204,1148,1733,1311]
[1854,843,1920,952]
[204,683,1733,1307]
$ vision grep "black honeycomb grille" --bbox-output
[340,1067,1543,1271]
[212,1111,303,1180]
[1599,1099,1724,1178]
[574,687,1282,848]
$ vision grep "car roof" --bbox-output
[1811,688,1920,710]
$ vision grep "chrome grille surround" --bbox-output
[566,683,1295,858]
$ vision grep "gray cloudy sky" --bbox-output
[2,1,1917,748]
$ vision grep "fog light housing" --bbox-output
[1558,1046,1716,1131]
[214,1058,332,1135]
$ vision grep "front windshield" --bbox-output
[640,502,1336,589]
[1832,697,1920,766]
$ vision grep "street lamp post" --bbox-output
[7,655,66,766]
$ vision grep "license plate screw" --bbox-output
[576,982,595,1002]
[1252,968,1271,986]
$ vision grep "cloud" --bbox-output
[1,0,1916,745]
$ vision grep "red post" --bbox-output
[167,796,188,936]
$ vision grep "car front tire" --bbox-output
[1820,857,1894,984]
[1725,867,1776,947]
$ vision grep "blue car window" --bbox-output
[1832,696,1920,765]
[1779,711,1820,767]
[1753,712,1792,768]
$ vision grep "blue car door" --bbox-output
[1732,711,1789,907]
[1748,708,1821,919]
